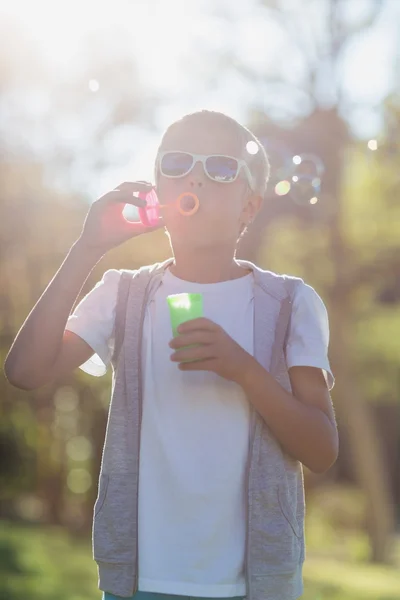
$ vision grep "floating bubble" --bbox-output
[259,137,294,184]
[290,180,319,206]
[258,140,325,205]
[288,153,325,205]
[289,186,314,206]
[291,154,324,178]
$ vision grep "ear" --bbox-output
[240,192,263,227]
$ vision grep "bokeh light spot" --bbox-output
[66,436,93,462]
[16,496,45,521]
[309,197,319,205]
[275,180,291,196]
[88,79,100,92]
[293,155,301,165]
[67,469,92,494]
[246,141,259,155]
[54,387,79,413]
[367,139,378,151]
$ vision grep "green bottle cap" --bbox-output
[167,293,203,338]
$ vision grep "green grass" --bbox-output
[0,521,99,600]
[303,555,400,600]
[1,516,400,600]
[302,484,400,599]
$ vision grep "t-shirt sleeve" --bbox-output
[65,269,121,377]
[286,281,335,390]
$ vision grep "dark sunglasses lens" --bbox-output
[205,156,238,182]
[161,152,193,177]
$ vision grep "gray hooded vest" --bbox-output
[92,258,305,600]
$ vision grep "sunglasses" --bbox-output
[157,151,255,191]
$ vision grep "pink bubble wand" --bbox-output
[138,189,199,227]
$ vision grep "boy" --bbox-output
[5,111,337,600]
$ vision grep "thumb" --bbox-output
[124,217,164,237]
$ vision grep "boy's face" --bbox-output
[156,124,262,251]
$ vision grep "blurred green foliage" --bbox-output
[1,1,400,597]
[2,485,400,600]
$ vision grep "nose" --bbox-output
[187,161,205,188]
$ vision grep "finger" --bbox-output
[177,318,219,335]
[123,217,164,236]
[169,331,213,349]
[102,181,154,207]
[113,181,153,193]
[99,190,147,208]
[171,344,216,364]
[178,358,216,372]
[143,218,165,232]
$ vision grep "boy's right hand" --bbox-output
[77,181,163,257]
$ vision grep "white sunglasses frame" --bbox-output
[156,150,256,192]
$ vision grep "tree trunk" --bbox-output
[329,302,396,563]
[327,164,396,563]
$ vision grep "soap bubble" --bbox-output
[291,154,324,177]
[260,138,294,185]
[258,138,326,206]
[289,154,324,206]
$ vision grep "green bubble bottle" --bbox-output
[167,293,203,338]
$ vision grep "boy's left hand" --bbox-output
[169,317,253,383]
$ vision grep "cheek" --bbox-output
[156,178,179,205]
[215,184,248,219]
[156,179,186,230]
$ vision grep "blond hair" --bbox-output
[156,110,270,197]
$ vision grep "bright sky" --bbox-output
[2,0,400,198]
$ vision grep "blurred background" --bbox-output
[1,0,400,598]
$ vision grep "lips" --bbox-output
[180,194,196,211]
[176,192,200,217]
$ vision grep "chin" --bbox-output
[169,231,230,252]
[165,218,235,250]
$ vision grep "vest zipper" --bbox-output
[245,407,257,600]
[133,276,154,594]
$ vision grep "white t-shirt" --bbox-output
[66,267,334,598]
